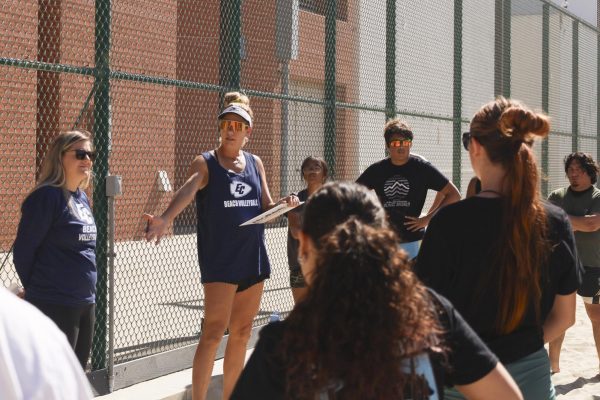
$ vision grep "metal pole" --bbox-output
[453,0,463,189]
[324,0,336,177]
[107,194,115,392]
[542,4,550,197]
[92,0,111,372]
[280,61,290,197]
[597,0,600,169]
[385,0,396,121]
[572,20,579,152]
[220,0,242,92]
[503,0,511,97]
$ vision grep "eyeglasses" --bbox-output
[69,149,96,161]
[388,139,412,148]
[219,120,249,133]
[462,132,472,151]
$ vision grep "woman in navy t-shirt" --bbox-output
[14,130,97,369]
[143,92,298,400]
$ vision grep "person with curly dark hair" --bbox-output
[416,97,582,399]
[548,152,600,374]
[232,182,522,400]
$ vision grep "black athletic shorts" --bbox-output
[578,266,600,304]
[236,273,269,293]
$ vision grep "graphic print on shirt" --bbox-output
[69,198,97,242]
[383,175,410,208]
[224,180,260,208]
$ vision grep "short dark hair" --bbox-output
[300,156,328,180]
[384,118,413,144]
[564,152,599,184]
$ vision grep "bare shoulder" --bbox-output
[189,154,209,175]
[187,154,210,189]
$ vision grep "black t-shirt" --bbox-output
[231,290,498,399]
[356,156,449,242]
[414,197,582,364]
[286,189,309,270]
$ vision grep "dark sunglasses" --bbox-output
[69,149,96,161]
[462,132,472,151]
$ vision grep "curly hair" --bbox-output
[470,96,550,334]
[564,152,599,184]
[280,182,442,399]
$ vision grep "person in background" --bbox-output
[286,156,328,304]
[357,119,460,259]
[143,92,298,400]
[416,97,581,399]
[548,152,600,374]
[0,287,93,400]
[13,130,97,370]
[232,182,522,400]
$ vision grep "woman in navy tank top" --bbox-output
[143,92,298,400]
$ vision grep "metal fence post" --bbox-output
[495,0,511,97]
[542,3,549,197]
[453,0,463,189]
[324,0,336,177]
[572,19,579,152]
[385,0,396,121]
[220,0,242,92]
[92,0,111,371]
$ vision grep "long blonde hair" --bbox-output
[36,130,94,191]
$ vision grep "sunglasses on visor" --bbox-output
[219,120,250,133]
[69,149,96,161]
[388,139,412,148]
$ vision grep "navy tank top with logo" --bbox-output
[195,151,271,283]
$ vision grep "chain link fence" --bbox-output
[0,0,598,393]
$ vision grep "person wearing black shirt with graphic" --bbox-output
[357,119,460,258]
[232,182,522,400]
[14,130,97,369]
[415,97,581,399]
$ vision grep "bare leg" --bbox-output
[548,334,565,373]
[192,283,237,400]
[291,287,309,305]
[584,302,600,371]
[222,281,264,400]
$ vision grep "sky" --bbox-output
[551,0,596,26]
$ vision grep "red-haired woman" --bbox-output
[416,97,581,399]
[232,182,522,399]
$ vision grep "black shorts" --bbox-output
[236,273,269,293]
[578,266,600,304]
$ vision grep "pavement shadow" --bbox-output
[555,374,600,396]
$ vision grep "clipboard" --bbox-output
[239,202,304,226]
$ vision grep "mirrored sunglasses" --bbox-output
[219,120,249,132]
[388,139,412,148]
[69,149,96,161]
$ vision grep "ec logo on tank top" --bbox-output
[230,181,252,198]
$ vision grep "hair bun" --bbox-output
[498,106,549,141]
[224,91,250,107]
